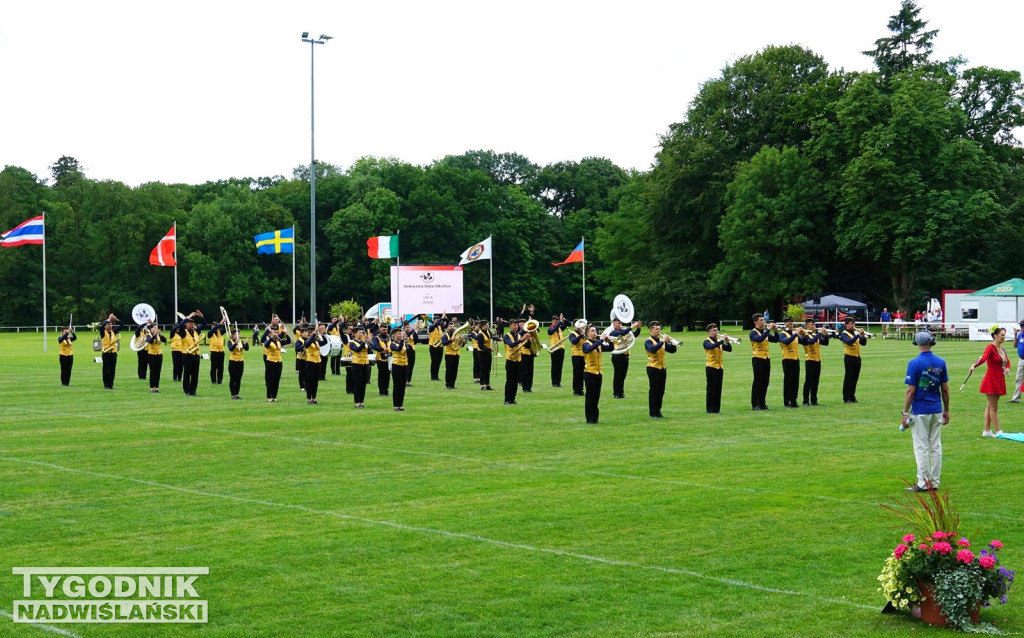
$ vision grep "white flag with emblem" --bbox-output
[458,236,492,265]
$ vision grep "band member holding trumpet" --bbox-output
[749,314,778,411]
[503,319,530,404]
[428,313,447,381]
[608,318,642,399]
[473,319,494,391]
[173,311,206,396]
[442,323,462,390]
[389,327,410,411]
[799,319,829,406]
[208,318,227,385]
[227,326,249,400]
[261,316,290,402]
[518,308,538,392]
[778,317,801,409]
[294,318,307,391]
[548,314,570,388]
[170,322,184,382]
[58,325,77,386]
[839,317,868,403]
[703,323,733,414]
[568,320,587,396]
[582,325,614,424]
[645,322,678,418]
[372,327,392,396]
[99,314,125,390]
[403,321,419,386]
[348,326,370,408]
[133,323,149,381]
[146,325,167,393]
[296,323,327,404]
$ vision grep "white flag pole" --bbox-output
[581,236,586,320]
[173,221,179,319]
[292,225,297,327]
[489,236,496,360]
[42,211,48,353]
[395,230,401,326]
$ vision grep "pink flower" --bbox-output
[990,540,1004,550]
[894,544,909,559]
[918,543,932,554]
[980,555,996,569]
[934,542,952,555]
[957,550,975,564]
[958,538,971,548]
[933,531,949,540]
[903,534,915,543]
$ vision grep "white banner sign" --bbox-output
[390,266,464,316]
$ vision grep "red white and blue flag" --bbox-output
[1,215,44,247]
[552,240,583,267]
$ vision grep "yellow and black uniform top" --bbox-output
[548,320,569,350]
[473,328,492,353]
[778,328,800,361]
[390,338,409,366]
[840,328,865,356]
[428,319,445,348]
[503,332,524,362]
[261,326,289,363]
[404,328,417,351]
[342,332,353,358]
[294,328,306,361]
[799,331,829,362]
[372,332,391,359]
[569,328,586,357]
[181,329,201,356]
[703,336,732,369]
[349,336,369,365]
[442,330,462,356]
[608,325,641,357]
[170,330,183,353]
[582,337,612,374]
[645,336,678,370]
[749,327,778,359]
[99,319,124,354]
[208,325,226,353]
[228,336,248,362]
[58,331,76,356]
[147,333,166,356]
[299,332,324,365]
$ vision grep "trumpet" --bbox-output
[721,334,742,344]
[661,334,681,347]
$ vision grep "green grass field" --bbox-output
[0,330,1021,637]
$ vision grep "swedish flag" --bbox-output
[254,228,294,254]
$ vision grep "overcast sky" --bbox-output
[2,1,1021,187]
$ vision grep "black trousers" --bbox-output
[265,360,282,399]
[148,354,163,390]
[751,357,770,409]
[550,349,565,386]
[352,363,368,404]
[472,348,481,381]
[101,352,117,389]
[706,366,723,413]
[296,358,306,389]
[392,364,407,407]
[376,360,390,395]
[319,357,328,381]
[331,355,342,375]
[429,346,443,380]
[647,366,666,417]
[782,358,800,407]
[136,349,148,380]
[803,360,821,405]
[209,351,225,384]
[571,356,585,394]
[478,350,492,387]
[584,372,602,423]
[228,359,243,396]
[444,354,459,389]
[171,350,183,382]
[519,354,534,391]
[345,365,354,394]
[505,359,520,403]
[611,354,628,398]
[843,355,861,402]
[60,354,73,386]
[182,354,200,395]
[305,360,320,400]
[406,348,416,384]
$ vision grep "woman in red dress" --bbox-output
[969,325,1009,437]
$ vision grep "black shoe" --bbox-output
[504,401,517,405]
[552,384,561,388]
[760,406,769,410]
[380,392,389,396]
[574,392,585,397]
[803,402,810,406]
[752,406,761,411]
[656,413,664,418]
[811,402,819,406]
[613,395,625,399]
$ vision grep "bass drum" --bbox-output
[320,334,343,357]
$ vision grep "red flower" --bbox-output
[980,555,996,569]
[894,544,909,559]
[958,538,971,548]
[903,534,915,544]
[934,542,952,555]
[990,540,1004,550]
[956,550,975,564]
[918,543,932,554]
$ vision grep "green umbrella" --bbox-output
[969,278,1024,296]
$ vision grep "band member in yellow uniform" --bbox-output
[342,323,355,394]
[372,327,392,396]
[262,320,289,402]
[749,314,778,410]
[389,327,410,411]
[99,314,124,390]
[568,321,587,396]
[582,325,614,424]
[328,317,344,376]
[296,324,327,404]
[428,313,447,381]
[348,326,370,408]
[132,324,148,380]
[227,327,249,400]
[170,323,184,382]
[548,314,570,388]
[403,321,418,386]
[174,311,206,396]
[839,316,868,403]
[644,321,678,418]
[442,324,462,390]
[608,318,642,399]
[798,318,829,406]
[473,319,494,391]
[58,326,77,386]
[294,320,306,391]
[146,325,167,393]
[470,321,481,384]
[777,316,801,409]
[208,318,227,385]
[503,319,530,404]
[703,323,732,414]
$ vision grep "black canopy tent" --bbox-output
[802,294,868,324]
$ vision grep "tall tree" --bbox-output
[862,0,938,79]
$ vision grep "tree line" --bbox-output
[2,1,1022,328]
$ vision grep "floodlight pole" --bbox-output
[302,32,330,323]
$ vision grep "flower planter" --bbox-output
[917,580,981,627]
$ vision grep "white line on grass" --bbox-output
[0,610,82,637]
[0,455,878,611]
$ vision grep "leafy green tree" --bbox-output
[862,0,938,78]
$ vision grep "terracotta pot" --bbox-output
[917,580,981,627]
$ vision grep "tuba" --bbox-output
[451,320,472,347]
[606,294,638,354]
[523,318,542,355]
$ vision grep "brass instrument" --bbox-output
[451,320,472,347]
[101,334,121,354]
[662,334,682,347]
[523,319,542,355]
[548,332,571,352]
[720,334,742,344]
[130,322,154,352]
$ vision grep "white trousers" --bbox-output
[1012,356,1024,401]
[911,412,943,489]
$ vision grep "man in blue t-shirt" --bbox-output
[1010,320,1024,402]
[901,331,950,492]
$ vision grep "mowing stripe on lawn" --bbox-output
[0,610,82,637]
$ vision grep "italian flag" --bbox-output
[366,234,398,259]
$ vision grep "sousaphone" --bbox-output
[607,294,638,354]
[130,303,157,351]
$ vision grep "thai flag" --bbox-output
[552,240,584,267]
[0,215,44,247]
